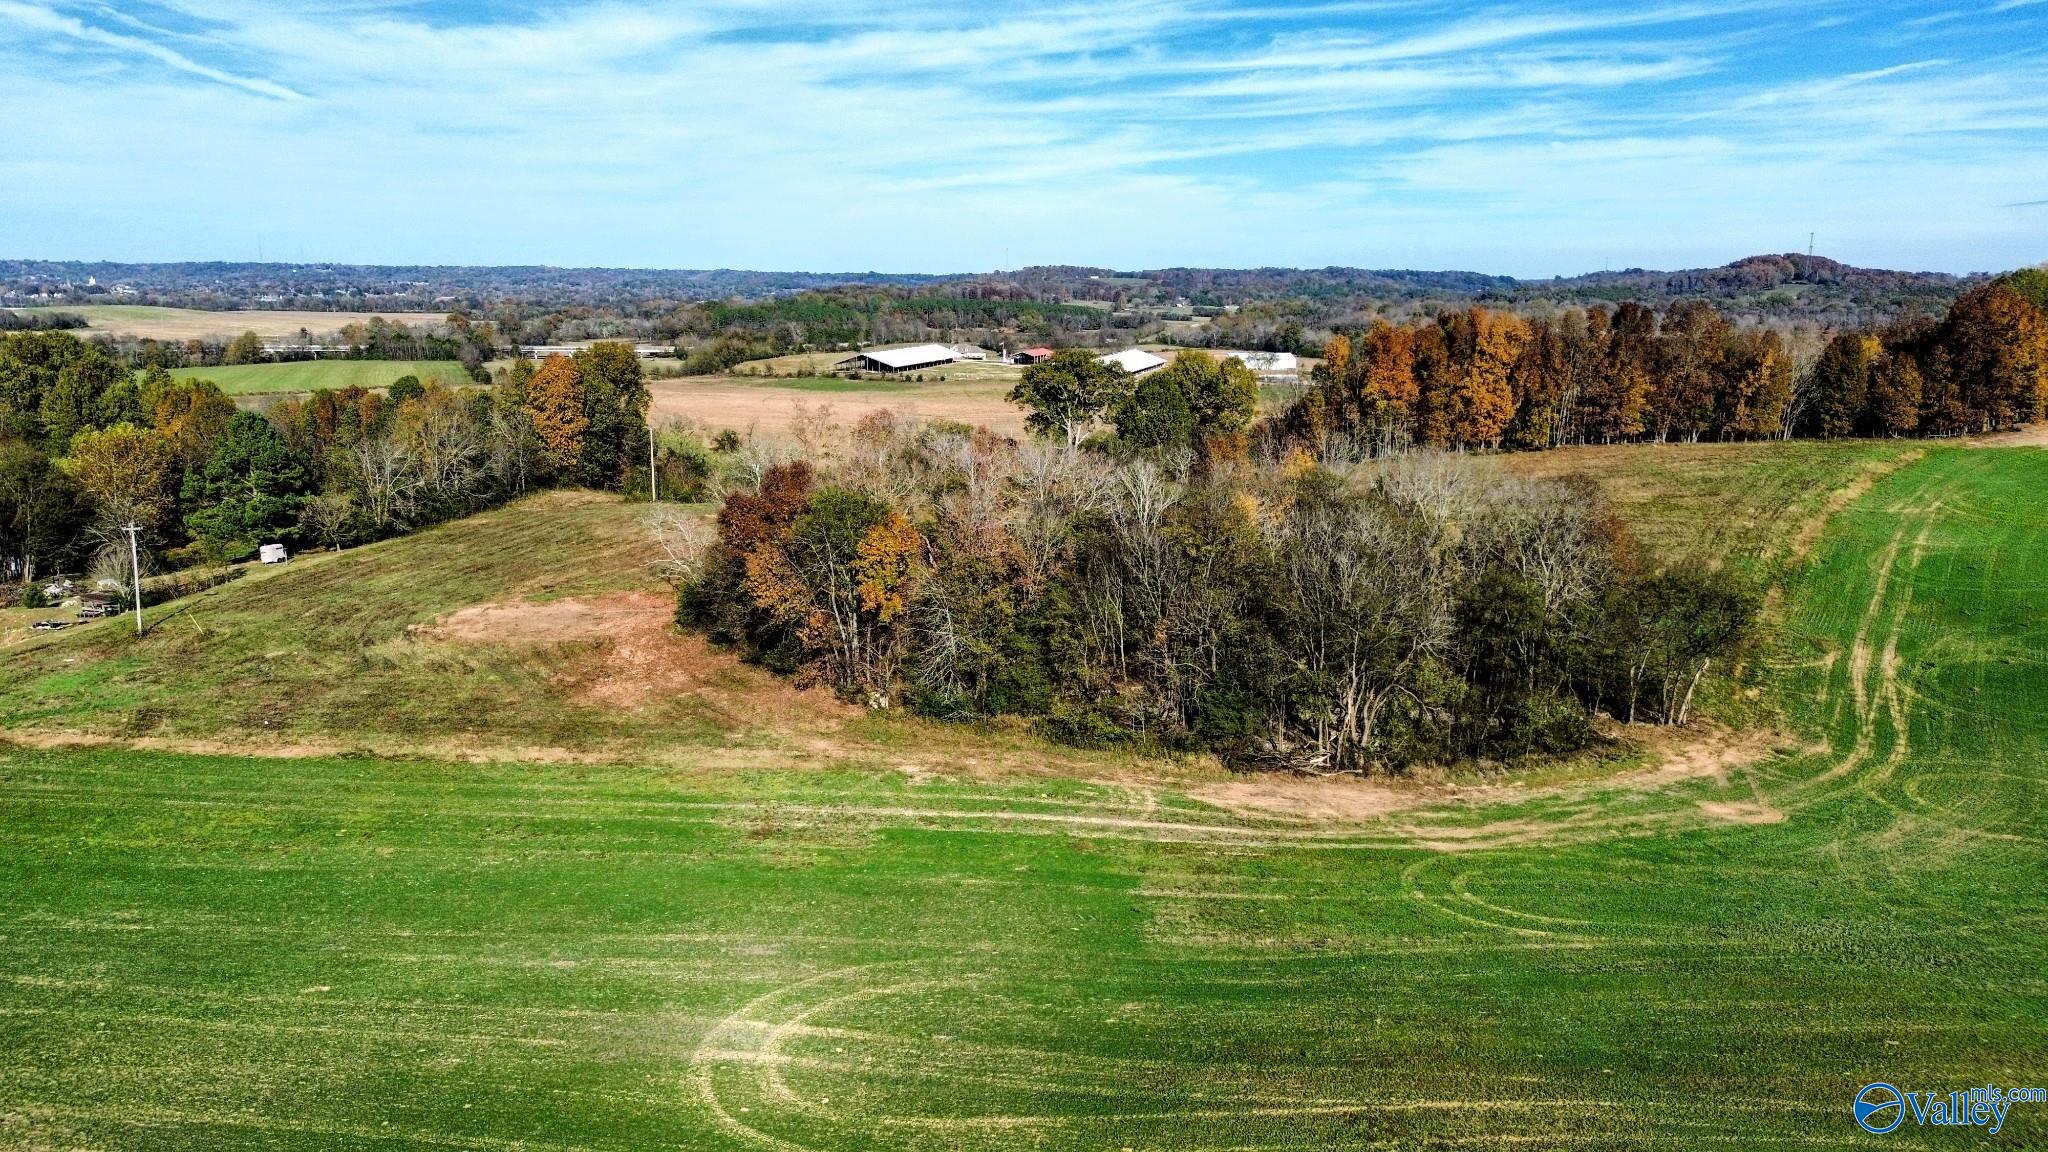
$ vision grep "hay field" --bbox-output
[23,305,441,342]
[652,374,1030,437]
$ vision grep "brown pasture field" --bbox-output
[29,304,442,342]
[650,373,1031,436]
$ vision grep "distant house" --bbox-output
[836,343,961,374]
[1231,350,1299,380]
[1013,347,1056,365]
[950,344,990,361]
[1098,348,1168,376]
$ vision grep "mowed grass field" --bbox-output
[2,444,2045,1148]
[177,360,473,396]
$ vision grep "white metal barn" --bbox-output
[949,344,991,360]
[1097,348,1168,376]
[836,344,961,373]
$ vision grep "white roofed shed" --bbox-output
[1097,348,1168,376]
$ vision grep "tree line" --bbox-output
[90,314,503,378]
[681,413,1754,773]
[1274,273,2047,453]
[0,310,88,333]
[1,331,654,592]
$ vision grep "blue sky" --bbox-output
[2,0,2045,275]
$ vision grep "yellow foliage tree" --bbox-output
[523,355,589,476]
[63,422,180,534]
[854,512,922,624]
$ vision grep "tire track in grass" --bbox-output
[1398,857,1601,942]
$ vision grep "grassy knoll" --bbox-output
[0,492,739,759]
[2,445,2045,1148]
[175,360,473,396]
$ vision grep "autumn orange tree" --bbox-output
[522,355,589,477]
[1934,282,2048,432]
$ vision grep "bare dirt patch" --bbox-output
[1620,722,1789,790]
[1967,424,2048,448]
[1187,775,1442,824]
[413,592,852,720]
[416,594,661,647]
[1185,721,1798,850]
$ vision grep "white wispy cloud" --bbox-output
[0,0,300,98]
[0,0,2041,272]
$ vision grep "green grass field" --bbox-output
[177,360,473,396]
[1,444,2044,1148]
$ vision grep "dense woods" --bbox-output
[0,333,653,591]
[680,414,1755,771]
[1275,274,2048,452]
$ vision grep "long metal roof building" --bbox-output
[836,343,960,373]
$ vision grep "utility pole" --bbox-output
[648,422,658,503]
[122,522,144,636]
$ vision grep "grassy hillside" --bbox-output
[1503,438,1923,576]
[177,359,473,395]
[0,492,769,761]
[0,491,1106,775]
[1,444,2044,1148]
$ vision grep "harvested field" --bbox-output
[651,374,1030,437]
[21,305,441,342]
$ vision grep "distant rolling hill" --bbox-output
[0,252,1991,325]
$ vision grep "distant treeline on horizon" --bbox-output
[0,252,1990,315]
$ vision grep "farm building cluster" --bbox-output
[834,344,1296,380]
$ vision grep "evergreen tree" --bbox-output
[181,411,313,558]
